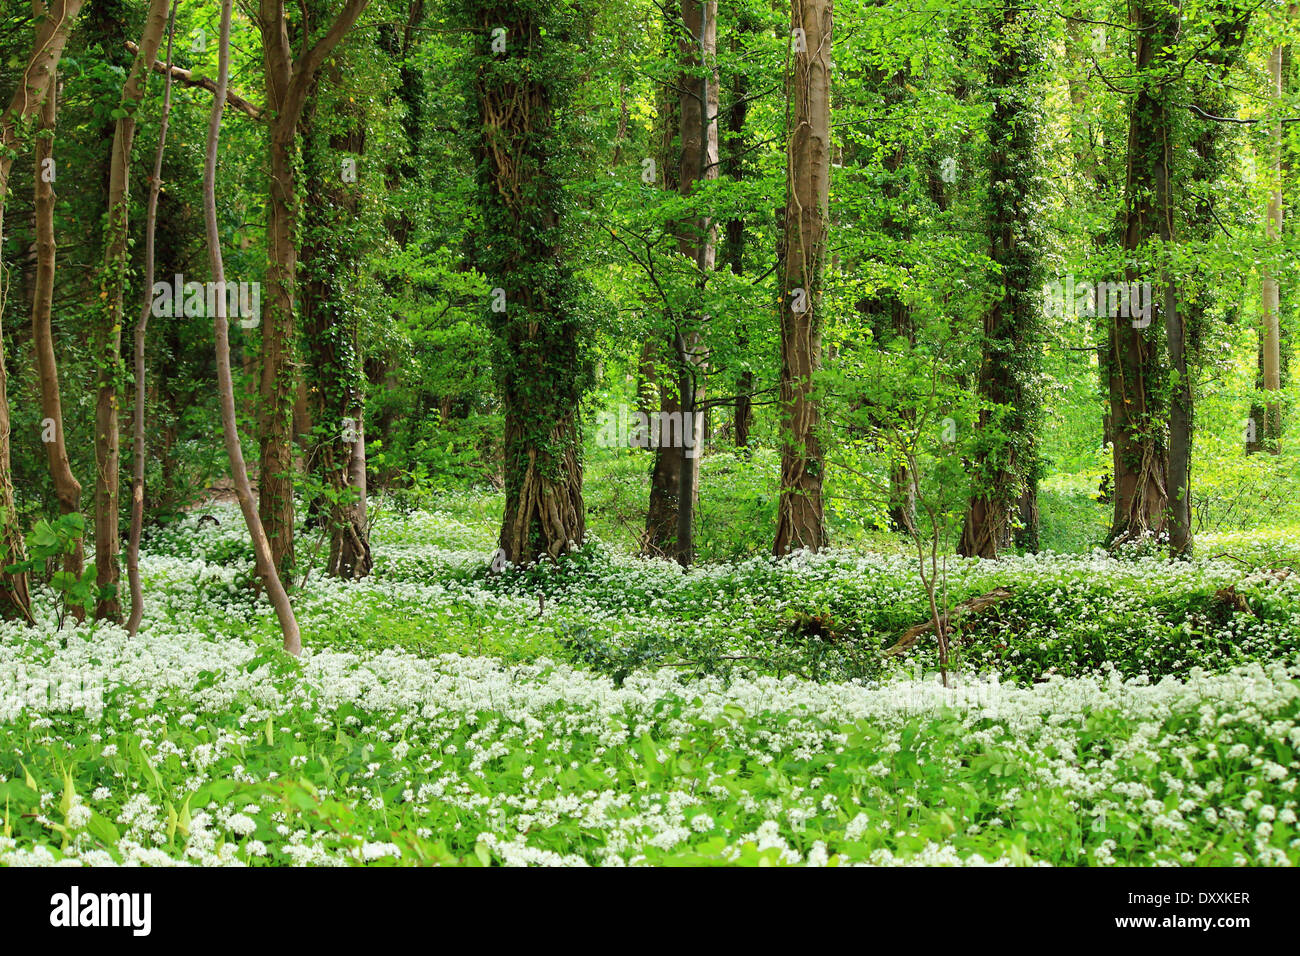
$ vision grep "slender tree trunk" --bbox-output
[94,0,171,622]
[644,15,680,557]
[1109,0,1174,545]
[32,75,86,620]
[773,0,832,555]
[642,2,716,564]
[205,0,300,654]
[672,0,716,566]
[1262,35,1286,450]
[726,13,755,450]
[127,2,176,633]
[958,6,1044,559]
[0,0,86,623]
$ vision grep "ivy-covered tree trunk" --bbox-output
[459,0,589,565]
[0,0,86,622]
[958,6,1044,559]
[93,0,171,622]
[1109,0,1174,545]
[773,0,832,555]
[300,54,372,581]
[255,0,371,583]
[1180,1,1250,555]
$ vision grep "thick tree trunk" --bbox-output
[300,55,372,580]
[1109,0,1174,545]
[32,78,85,620]
[205,0,301,654]
[958,6,1044,559]
[773,0,832,555]
[0,0,86,623]
[259,119,299,581]
[256,0,372,582]
[1179,3,1249,553]
[463,0,586,565]
[94,0,171,622]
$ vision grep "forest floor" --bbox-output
[1,490,1298,866]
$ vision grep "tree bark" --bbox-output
[300,51,372,580]
[205,0,301,654]
[643,2,716,565]
[1109,0,1174,545]
[726,12,755,450]
[94,0,171,622]
[256,0,372,582]
[32,74,86,620]
[127,1,176,633]
[0,0,86,623]
[1261,36,1286,450]
[958,5,1044,559]
[773,0,832,555]
[462,0,587,565]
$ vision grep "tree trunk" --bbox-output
[127,1,176,633]
[1180,2,1249,551]
[0,0,86,623]
[642,2,716,565]
[256,0,372,582]
[1108,0,1174,545]
[773,0,832,555]
[1262,36,1285,450]
[94,0,171,622]
[205,0,301,654]
[461,0,587,565]
[726,13,756,451]
[32,75,86,620]
[958,5,1044,559]
[671,0,716,566]
[300,51,372,580]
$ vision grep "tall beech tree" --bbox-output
[457,0,590,565]
[0,0,86,623]
[773,0,832,555]
[958,6,1045,559]
[94,0,171,622]
[1109,0,1176,544]
[255,0,371,581]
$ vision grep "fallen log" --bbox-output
[884,586,1015,657]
